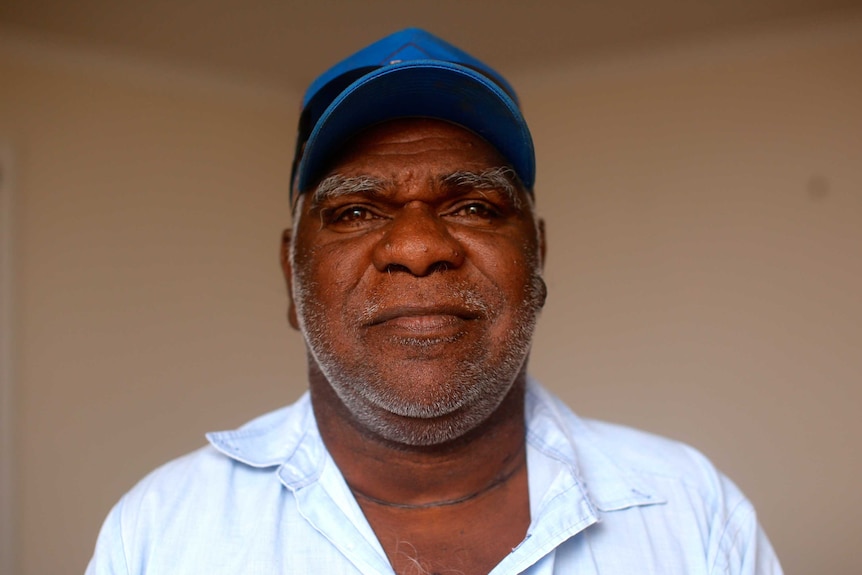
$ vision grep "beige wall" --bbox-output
[2,15,860,575]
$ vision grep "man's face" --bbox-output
[285,118,546,446]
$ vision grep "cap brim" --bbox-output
[296,60,535,193]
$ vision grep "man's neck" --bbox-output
[308,374,532,575]
[308,373,529,510]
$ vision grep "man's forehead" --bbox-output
[323,119,512,178]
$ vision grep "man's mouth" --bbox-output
[368,304,480,324]
[365,305,481,338]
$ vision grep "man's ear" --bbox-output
[280,228,300,330]
[536,217,548,308]
[537,218,547,270]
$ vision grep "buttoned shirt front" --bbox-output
[86,379,783,574]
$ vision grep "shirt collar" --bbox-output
[205,381,665,512]
[205,392,319,469]
[524,378,665,513]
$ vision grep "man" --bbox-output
[87,28,782,574]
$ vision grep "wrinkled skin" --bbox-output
[282,118,546,447]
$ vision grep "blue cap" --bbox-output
[291,28,535,197]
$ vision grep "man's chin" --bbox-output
[347,375,515,446]
[359,405,490,447]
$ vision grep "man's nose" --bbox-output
[371,204,465,276]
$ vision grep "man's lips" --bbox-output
[363,305,482,337]
[365,305,482,326]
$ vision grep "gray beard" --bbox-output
[292,257,546,446]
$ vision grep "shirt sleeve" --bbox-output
[85,498,131,575]
[710,493,784,575]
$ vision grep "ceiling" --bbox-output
[1,0,860,93]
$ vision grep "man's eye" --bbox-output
[334,206,375,223]
[451,202,499,220]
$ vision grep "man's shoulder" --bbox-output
[580,415,720,480]
[115,393,314,516]
[525,381,782,574]
[527,381,738,505]
[87,394,328,574]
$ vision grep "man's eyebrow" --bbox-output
[310,174,386,208]
[441,167,523,209]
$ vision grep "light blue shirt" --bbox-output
[86,379,783,574]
